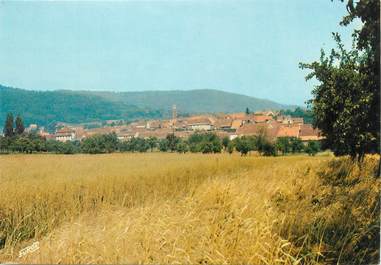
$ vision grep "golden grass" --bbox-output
[0,153,379,264]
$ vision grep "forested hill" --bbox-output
[0,85,163,128]
[89,89,292,114]
[0,84,294,128]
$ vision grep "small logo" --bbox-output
[18,241,39,258]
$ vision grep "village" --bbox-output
[28,106,322,144]
[1,0,378,263]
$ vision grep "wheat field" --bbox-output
[0,153,379,264]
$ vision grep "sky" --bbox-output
[0,0,356,105]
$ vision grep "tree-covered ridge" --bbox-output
[0,85,163,129]
[0,85,295,130]
[91,89,293,114]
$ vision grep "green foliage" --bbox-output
[305,141,320,156]
[59,141,78,154]
[0,136,10,152]
[0,114,320,157]
[97,89,291,115]
[254,130,277,156]
[15,115,25,135]
[0,132,80,154]
[26,132,48,152]
[222,136,230,150]
[0,86,292,129]
[175,141,189,153]
[260,141,276,156]
[187,133,205,153]
[187,132,222,153]
[81,133,119,154]
[233,136,255,156]
[166,134,180,152]
[3,113,14,137]
[289,137,304,153]
[158,139,169,152]
[275,137,291,155]
[273,156,380,264]
[0,85,163,130]
[117,137,154,153]
[299,0,379,159]
[120,137,150,153]
[10,137,34,153]
[147,137,158,152]
[279,107,313,124]
[199,142,213,154]
[276,137,304,155]
[255,129,269,152]
[233,134,277,156]
[227,141,234,154]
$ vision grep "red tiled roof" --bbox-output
[186,117,213,125]
[299,124,323,141]
[252,115,273,123]
[86,127,119,135]
[56,127,74,134]
[236,123,280,139]
[137,128,174,139]
[276,125,300,138]
[214,119,232,128]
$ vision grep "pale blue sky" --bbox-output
[0,0,355,105]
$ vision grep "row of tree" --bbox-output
[1,113,321,155]
[232,135,320,156]
[0,129,320,156]
[3,113,25,137]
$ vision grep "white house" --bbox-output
[55,127,76,142]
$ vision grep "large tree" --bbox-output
[3,113,14,137]
[15,115,25,135]
[300,0,379,160]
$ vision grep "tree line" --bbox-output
[1,113,321,155]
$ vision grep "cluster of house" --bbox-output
[36,110,322,143]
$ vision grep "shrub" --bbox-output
[81,133,118,154]
[119,137,150,152]
[234,137,252,156]
[260,141,276,156]
[227,141,234,154]
[166,134,180,152]
[187,132,222,153]
[222,136,230,150]
[159,139,169,152]
[305,141,320,156]
[276,137,291,155]
[175,141,189,153]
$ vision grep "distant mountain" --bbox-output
[0,85,295,129]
